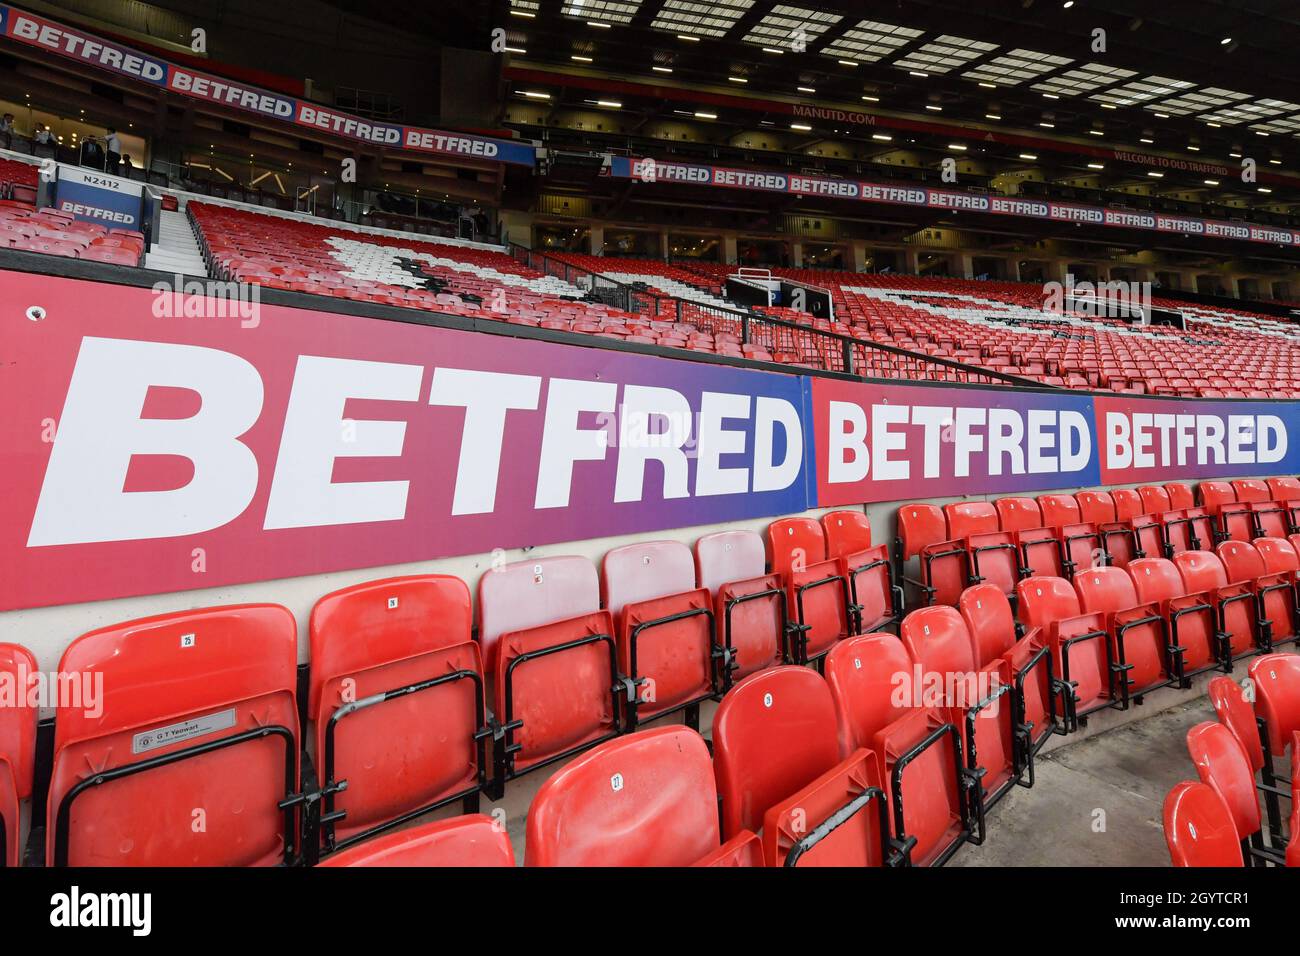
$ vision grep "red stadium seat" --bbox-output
[1164,483,1195,511]
[1187,721,1279,863]
[695,530,785,686]
[897,503,965,606]
[602,541,716,729]
[526,727,726,866]
[1252,538,1300,649]
[0,644,37,868]
[479,557,621,794]
[1075,566,1171,706]
[1173,550,1260,666]
[1075,490,1116,525]
[1208,675,1289,844]
[1138,485,1172,515]
[1219,540,1293,651]
[47,605,299,866]
[712,666,895,865]
[821,510,872,557]
[1126,558,1215,687]
[769,518,850,663]
[308,575,486,856]
[693,830,763,867]
[994,496,1042,533]
[1163,781,1243,867]
[1111,488,1144,521]
[900,606,1015,841]
[1036,494,1081,530]
[945,501,999,539]
[1160,508,1214,556]
[1247,653,1300,758]
[824,634,913,761]
[1017,525,1065,578]
[966,530,1021,603]
[1059,521,1104,579]
[317,814,515,867]
[872,705,968,866]
[1015,576,1108,727]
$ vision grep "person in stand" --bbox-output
[0,114,14,149]
[105,127,122,173]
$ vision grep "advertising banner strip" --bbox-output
[0,5,536,167]
[2,268,1298,612]
[52,164,145,229]
[609,156,1300,249]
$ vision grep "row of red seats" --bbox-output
[334,580,1047,867]
[1163,655,1299,867]
[0,509,898,867]
[0,200,144,264]
[898,478,1300,610]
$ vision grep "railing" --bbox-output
[508,243,1053,389]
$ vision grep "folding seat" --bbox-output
[1249,499,1293,540]
[1247,653,1300,759]
[1074,490,1115,526]
[768,518,851,664]
[1173,550,1260,668]
[1126,558,1216,687]
[824,634,913,760]
[1036,494,1081,529]
[693,831,764,867]
[1160,508,1214,557]
[317,814,516,867]
[695,530,785,687]
[1252,538,1300,649]
[1162,782,1244,867]
[1164,483,1195,511]
[1200,481,1251,543]
[1074,567,1172,707]
[1266,477,1300,531]
[478,556,621,796]
[526,727,735,866]
[712,667,894,866]
[1219,540,1294,651]
[994,496,1042,533]
[0,643,36,867]
[1208,676,1289,845]
[1017,525,1065,579]
[900,606,1014,843]
[821,511,900,637]
[1186,721,1286,865]
[602,541,717,730]
[1016,576,1110,730]
[308,575,487,856]
[47,605,300,866]
[959,585,1058,774]
[1232,479,1271,506]
[897,503,965,607]
[1111,487,1144,522]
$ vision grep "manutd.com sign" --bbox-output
[0,5,536,166]
[1,269,1298,611]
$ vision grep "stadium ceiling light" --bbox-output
[1204,179,1219,185]
[798,86,816,93]
[909,71,928,78]
[1221,37,1232,45]
[1206,121,1221,127]
[597,100,622,108]
[1039,121,1055,127]
[838,60,859,67]
[1187,145,1200,151]
[791,123,813,131]
[1259,187,1273,192]
[1089,129,1104,135]
[652,65,673,73]
[510,10,535,17]
[1255,130,1269,136]
[504,46,527,54]
[1063,1,1074,7]
[762,46,783,53]
[1100,103,1117,109]
[729,76,748,83]
[979,82,997,89]
[1042,93,1059,99]
[949,143,968,150]
[589,22,611,29]
[1153,112,1169,118]
[1229,151,1242,157]
[571,55,593,62]
[1019,153,1038,160]
[1269,158,1282,164]
[694,111,717,119]
[925,104,943,111]
[679,35,702,42]
[1147,171,1164,177]
[872,133,893,141]
[521,91,551,99]
[1087,163,1105,169]
[1139,137,1154,143]
[985,113,1002,120]
[862,94,880,102]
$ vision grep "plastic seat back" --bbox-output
[695,530,765,593]
[1217,540,1265,584]
[944,501,998,539]
[1126,558,1185,605]
[1016,576,1081,629]
[1037,494,1081,529]
[309,575,482,849]
[1198,481,1236,511]
[1016,526,1064,578]
[478,555,600,671]
[1138,485,1172,514]
[1163,782,1243,867]
[1075,490,1116,525]
[1207,677,1265,772]
[995,496,1042,533]
[1164,483,1195,510]
[967,531,1020,600]
[1111,488,1144,520]
[319,815,515,867]
[0,643,37,867]
[526,727,719,866]
[1074,566,1140,614]
[602,540,696,615]
[768,517,828,575]
[1266,476,1300,502]
[900,606,976,680]
[825,634,913,759]
[958,584,1017,667]
[712,667,842,838]
[898,503,949,560]
[821,511,872,559]
[48,605,298,867]
[1231,479,1270,504]
[1186,721,1261,840]
[1247,654,1300,755]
